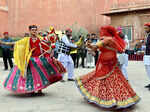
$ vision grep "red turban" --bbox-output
[100,26,117,37]
[100,25,125,51]
[3,32,8,35]
[66,28,72,33]
[144,23,150,27]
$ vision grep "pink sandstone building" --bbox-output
[0,0,150,43]
[0,0,113,36]
[0,0,8,36]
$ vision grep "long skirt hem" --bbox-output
[3,57,63,93]
[75,77,140,109]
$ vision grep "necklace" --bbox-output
[31,37,37,42]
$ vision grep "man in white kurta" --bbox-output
[58,29,77,82]
[121,35,129,80]
[144,23,150,89]
[117,32,129,80]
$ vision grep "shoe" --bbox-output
[60,80,65,82]
[145,84,150,88]
[68,79,75,81]
[36,90,45,96]
[3,69,8,71]
[27,92,36,97]
[36,92,45,96]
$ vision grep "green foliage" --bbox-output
[69,23,88,40]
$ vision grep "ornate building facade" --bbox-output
[0,0,149,39]
[103,0,150,47]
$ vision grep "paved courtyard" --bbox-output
[0,60,149,112]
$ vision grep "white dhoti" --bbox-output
[118,53,128,80]
[58,53,74,79]
[86,52,95,67]
[144,55,150,80]
[57,35,77,80]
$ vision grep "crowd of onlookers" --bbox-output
[0,31,100,70]
[53,32,100,69]
[35,31,100,68]
[123,39,146,55]
[133,40,145,55]
[69,33,99,68]
[35,31,101,69]
[0,29,147,71]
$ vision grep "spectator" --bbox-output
[70,38,78,67]
[53,34,60,59]
[1,32,13,70]
[77,35,86,68]
[143,22,150,89]
[24,33,30,37]
[118,32,129,80]
[85,34,95,68]
[134,42,142,52]
[91,33,99,65]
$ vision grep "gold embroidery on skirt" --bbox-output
[76,77,140,107]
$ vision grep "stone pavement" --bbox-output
[0,60,149,112]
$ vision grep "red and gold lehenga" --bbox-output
[75,26,140,109]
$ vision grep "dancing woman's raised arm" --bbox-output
[86,40,104,51]
[86,37,112,51]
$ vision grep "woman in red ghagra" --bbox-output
[75,26,140,109]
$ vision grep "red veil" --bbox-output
[93,26,126,79]
[100,26,126,52]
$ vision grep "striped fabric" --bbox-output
[4,57,62,93]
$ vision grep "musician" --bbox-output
[57,28,78,82]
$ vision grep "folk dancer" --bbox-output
[75,26,140,109]
[85,34,95,68]
[1,25,66,96]
[57,29,81,82]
